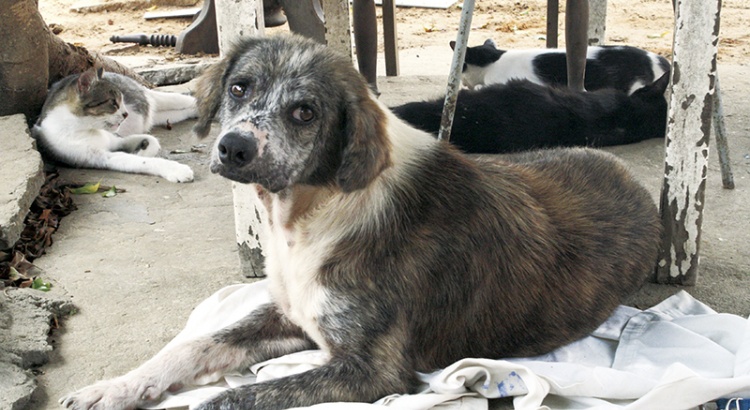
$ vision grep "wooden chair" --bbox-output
[176,0,399,93]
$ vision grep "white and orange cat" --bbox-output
[32,68,196,182]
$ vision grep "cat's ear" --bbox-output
[77,69,99,95]
[652,71,670,94]
[95,67,104,79]
[483,38,497,48]
[192,59,229,139]
[636,72,670,98]
[449,41,456,51]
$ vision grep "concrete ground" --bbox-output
[23,48,750,409]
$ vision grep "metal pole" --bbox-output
[712,75,735,189]
[438,0,475,142]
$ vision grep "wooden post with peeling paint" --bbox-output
[587,0,607,46]
[321,0,352,61]
[655,0,721,285]
[217,1,352,277]
[215,0,264,53]
[216,0,269,277]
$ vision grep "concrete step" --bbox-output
[0,114,45,250]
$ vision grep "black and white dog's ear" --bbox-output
[193,59,229,139]
[336,93,392,193]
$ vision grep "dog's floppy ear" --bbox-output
[336,94,392,193]
[193,59,229,139]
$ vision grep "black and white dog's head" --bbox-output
[194,35,391,193]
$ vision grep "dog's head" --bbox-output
[194,35,392,193]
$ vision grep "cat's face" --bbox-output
[451,39,503,90]
[74,69,128,131]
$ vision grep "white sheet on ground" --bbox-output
[142,281,750,410]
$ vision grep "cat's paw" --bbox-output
[162,162,194,183]
[119,134,161,157]
[134,136,161,157]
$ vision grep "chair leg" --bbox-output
[280,0,326,44]
[353,0,378,92]
[546,0,559,48]
[175,0,219,55]
[565,0,589,91]
[382,0,399,77]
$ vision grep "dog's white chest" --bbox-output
[264,196,333,352]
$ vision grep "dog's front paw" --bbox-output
[196,386,256,410]
[162,162,194,183]
[59,376,160,410]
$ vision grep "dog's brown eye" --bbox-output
[292,106,315,123]
[229,84,247,99]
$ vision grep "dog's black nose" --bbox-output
[218,132,257,167]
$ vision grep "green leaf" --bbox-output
[8,266,21,281]
[69,181,101,195]
[102,185,117,198]
[31,277,52,292]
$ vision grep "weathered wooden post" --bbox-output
[587,0,607,46]
[215,0,269,277]
[215,0,264,52]
[221,0,351,277]
[655,0,722,285]
[321,0,352,60]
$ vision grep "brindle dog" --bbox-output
[61,34,661,410]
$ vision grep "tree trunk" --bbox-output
[1,0,49,122]
[0,0,149,124]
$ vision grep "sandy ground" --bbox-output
[23,1,750,409]
[39,0,750,64]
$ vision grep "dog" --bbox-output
[60,34,661,410]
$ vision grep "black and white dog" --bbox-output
[61,35,661,410]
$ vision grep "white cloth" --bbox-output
[143,281,750,410]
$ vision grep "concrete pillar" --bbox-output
[655,0,722,285]
[215,0,269,277]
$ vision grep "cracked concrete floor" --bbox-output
[26,63,750,408]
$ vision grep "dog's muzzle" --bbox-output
[217,132,257,168]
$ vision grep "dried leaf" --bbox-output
[102,186,118,198]
[8,266,21,281]
[2,172,77,287]
[647,31,670,39]
[69,181,101,195]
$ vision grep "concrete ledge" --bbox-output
[0,290,74,410]
[0,114,45,250]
